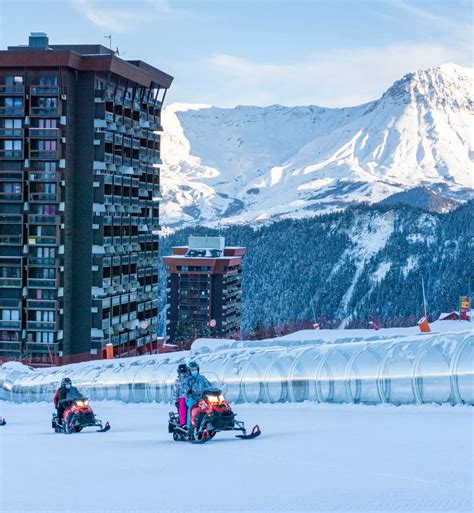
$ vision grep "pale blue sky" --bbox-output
[0,0,472,107]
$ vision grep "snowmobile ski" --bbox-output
[97,421,111,432]
[236,424,261,440]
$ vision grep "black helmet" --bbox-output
[188,361,199,372]
[177,363,188,375]
[61,377,72,387]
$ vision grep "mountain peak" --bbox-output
[381,63,473,109]
[161,64,474,228]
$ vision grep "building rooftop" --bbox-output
[1,33,173,89]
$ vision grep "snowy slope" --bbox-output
[160,64,474,227]
[1,402,472,513]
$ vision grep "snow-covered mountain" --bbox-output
[160,63,473,228]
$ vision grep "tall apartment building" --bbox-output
[0,33,173,363]
[163,236,245,342]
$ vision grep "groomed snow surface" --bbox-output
[1,402,472,513]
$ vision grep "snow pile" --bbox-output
[160,64,473,228]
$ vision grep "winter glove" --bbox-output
[174,401,179,408]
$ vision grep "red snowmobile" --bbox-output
[168,390,261,444]
[52,398,110,434]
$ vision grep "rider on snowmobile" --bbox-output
[53,378,82,425]
[173,363,189,427]
[185,361,217,429]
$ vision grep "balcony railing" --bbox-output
[27,299,57,309]
[27,278,56,288]
[29,193,57,202]
[30,107,59,116]
[0,235,22,245]
[27,235,57,245]
[28,172,58,182]
[0,278,21,288]
[29,128,59,138]
[29,150,58,159]
[0,320,21,329]
[28,215,57,224]
[0,193,22,201]
[28,257,56,266]
[0,106,24,116]
[0,128,23,137]
[27,321,56,330]
[30,85,60,95]
[0,85,24,94]
[0,149,23,158]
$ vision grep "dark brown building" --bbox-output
[0,33,173,362]
[162,236,245,343]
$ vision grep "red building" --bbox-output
[162,236,245,343]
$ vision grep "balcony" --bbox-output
[0,106,24,116]
[0,85,24,94]
[0,128,23,138]
[0,320,21,329]
[28,215,57,224]
[29,193,57,202]
[27,299,56,309]
[29,128,59,138]
[104,152,113,163]
[0,192,22,202]
[28,257,56,266]
[27,235,57,245]
[27,278,56,288]
[30,85,60,95]
[0,278,21,288]
[28,172,58,182]
[105,111,114,122]
[30,107,59,116]
[0,235,22,245]
[27,321,56,330]
[0,149,23,159]
[29,150,58,160]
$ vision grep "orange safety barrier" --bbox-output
[418,316,431,333]
[105,343,114,359]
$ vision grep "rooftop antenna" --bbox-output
[104,34,112,50]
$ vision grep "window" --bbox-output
[30,204,57,215]
[0,183,21,194]
[39,76,58,85]
[2,140,22,151]
[29,268,55,279]
[28,331,55,344]
[38,97,57,108]
[4,97,22,107]
[0,266,20,278]
[0,331,20,341]
[37,119,57,129]
[34,140,57,151]
[5,76,23,85]
[29,289,55,300]
[3,119,22,129]
[35,310,54,322]
[1,309,20,321]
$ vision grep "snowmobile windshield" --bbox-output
[204,391,224,403]
[64,388,84,401]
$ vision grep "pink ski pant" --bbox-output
[178,397,187,425]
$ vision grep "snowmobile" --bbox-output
[52,398,110,434]
[0,417,5,426]
[168,390,261,444]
